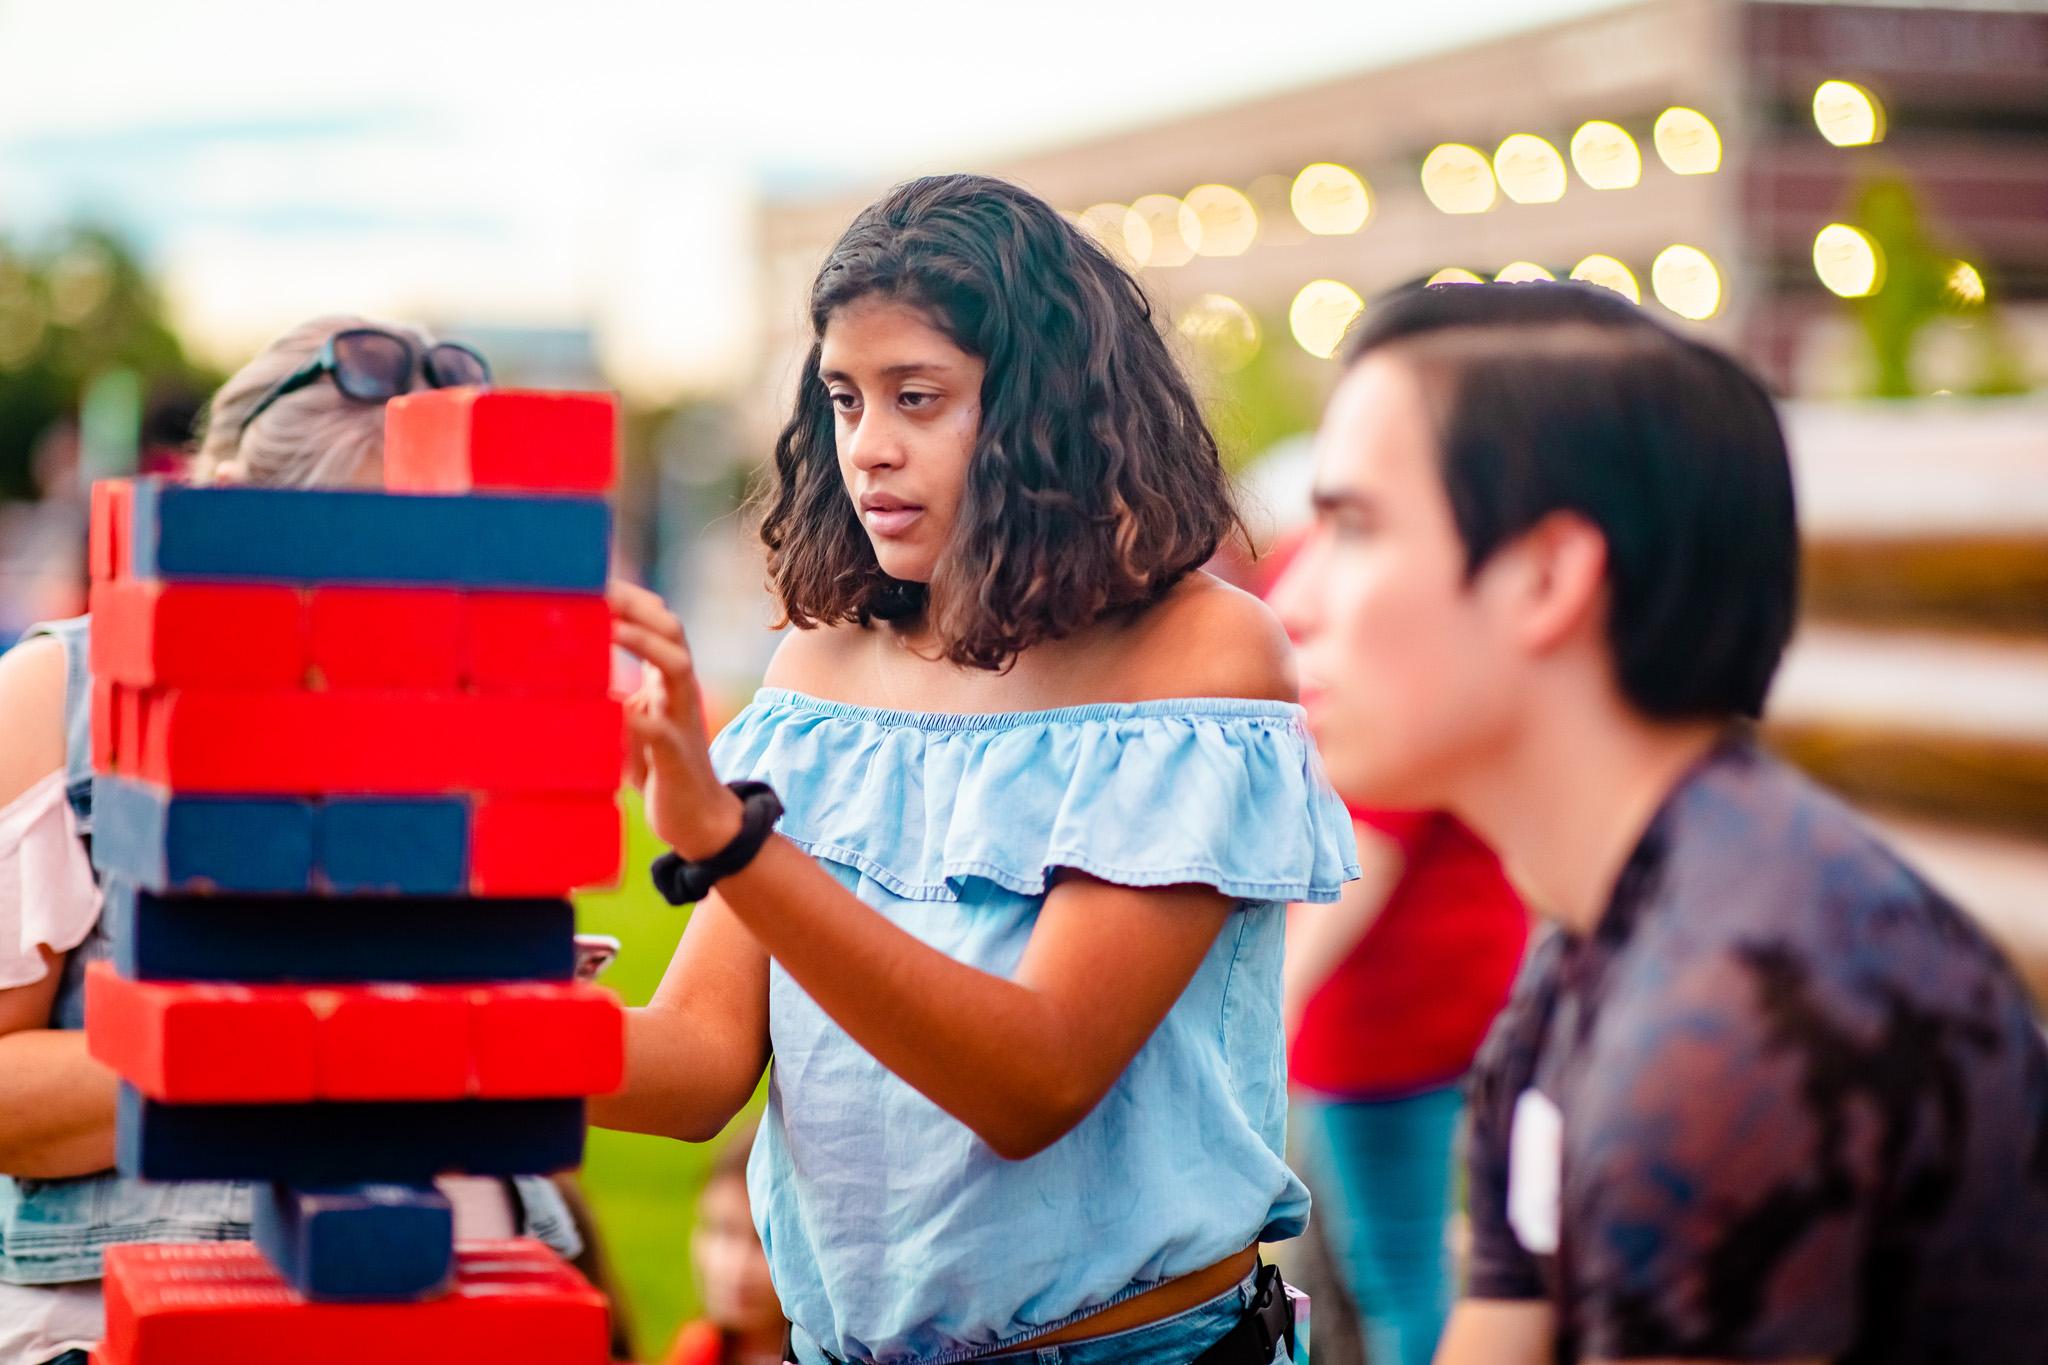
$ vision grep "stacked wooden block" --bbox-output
[82,389,627,1365]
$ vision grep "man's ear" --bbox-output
[1491,510,1609,656]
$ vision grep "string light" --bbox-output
[1813,224,1884,298]
[1570,121,1642,190]
[1570,254,1642,303]
[1421,144,1498,215]
[1653,108,1722,175]
[1651,245,1722,320]
[1494,135,1568,205]
[1180,185,1260,257]
[1290,164,1373,235]
[1177,294,1262,371]
[1289,280,1365,359]
[1814,80,1886,147]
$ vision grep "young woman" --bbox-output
[0,317,579,1365]
[596,174,1356,1365]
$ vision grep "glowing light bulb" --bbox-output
[1427,267,1485,286]
[1653,108,1722,175]
[1570,121,1642,190]
[1570,254,1642,303]
[1813,223,1884,298]
[1131,195,1195,268]
[1179,184,1260,258]
[1494,135,1568,205]
[1494,261,1556,283]
[1420,144,1498,215]
[1651,245,1722,320]
[1946,260,1986,307]
[1813,80,1886,148]
[1289,279,1365,359]
[1290,163,1372,235]
[1176,294,1262,372]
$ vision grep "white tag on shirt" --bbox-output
[1508,1087,1563,1257]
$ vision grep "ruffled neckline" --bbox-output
[750,687,1309,731]
[713,689,1358,904]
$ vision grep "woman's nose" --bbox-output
[845,413,905,471]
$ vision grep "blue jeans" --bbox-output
[793,1272,1294,1365]
[1295,1085,1464,1365]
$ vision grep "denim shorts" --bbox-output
[795,1273,1290,1365]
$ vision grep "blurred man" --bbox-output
[1271,281,2048,1365]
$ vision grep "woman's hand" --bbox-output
[608,581,743,859]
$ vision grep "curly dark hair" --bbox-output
[757,173,1244,671]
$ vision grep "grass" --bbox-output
[574,793,760,1362]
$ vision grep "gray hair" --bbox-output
[189,314,436,489]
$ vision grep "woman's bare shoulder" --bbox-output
[1117,573,1297,705]
[0,637,69,804]
[761,620,871,699]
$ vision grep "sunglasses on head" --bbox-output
[238,327,491,437]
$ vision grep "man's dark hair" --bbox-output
[1344,281,1799,720]
[757,173,1243,671]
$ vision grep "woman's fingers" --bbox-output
[612,620,693,687]
[606,580,685,643]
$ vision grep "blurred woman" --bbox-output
[663,1123,786,1365]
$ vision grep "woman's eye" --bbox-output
[829,390,860,413]
[899,391,937,410]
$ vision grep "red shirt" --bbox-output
[663,1322,725,1365]
[1289,808,1528,1099]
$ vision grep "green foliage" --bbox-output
[1849,177,2029,399]
[1195,316,1320,475]
[0,226,214,499]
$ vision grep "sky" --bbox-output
[0,0,1618,395]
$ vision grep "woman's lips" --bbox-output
[863,506,924,537]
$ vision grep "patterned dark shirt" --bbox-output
[1465,733,2048,1363]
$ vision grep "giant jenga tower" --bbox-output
[80,389,629,1365]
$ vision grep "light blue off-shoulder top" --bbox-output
[710,689,1358,1365]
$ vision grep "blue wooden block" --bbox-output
[92,777,316,894]
[118,1087,588,1183]
[127,479,609,591]
[104,883,576,984]
[253,1182,455,1302]
[320,798,470,895]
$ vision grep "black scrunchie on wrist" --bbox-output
[650,781,784,906]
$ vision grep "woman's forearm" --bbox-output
[0,1029,118,1178]
[590,1004,760,1142]
[716,836,1217,1160]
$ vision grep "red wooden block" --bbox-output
[137,691,621,795]
[470,983,624,1099]
[308,587,462,690]
[384,389,617,495]
[471,795,623,895]
[310,985,471,1100]
[90,478,135,583]
[84,962,317,1104]
[465,696,624,795]
[101,1239,610,1365]
[464,593,613,695]
[89,580,307,689]
[90,479,125,582]
[116,685,149,776]
[93,678,118,774]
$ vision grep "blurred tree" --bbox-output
[1193,312,1320,476]
[0,225,217,500]
[1851,177,2028,398]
